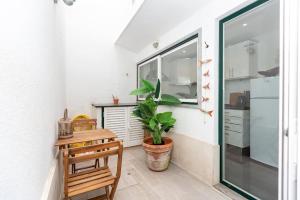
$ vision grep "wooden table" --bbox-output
[55,129,117,149]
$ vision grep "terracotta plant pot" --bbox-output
[113,98,119,105]
[143,137,173,171]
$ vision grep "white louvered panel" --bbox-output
[104,107,128,147]
[128,107,144,147]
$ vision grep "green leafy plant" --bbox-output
[130,79,181,144]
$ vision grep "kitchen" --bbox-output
[222,1,280,199]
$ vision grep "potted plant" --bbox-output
[130,79,181,171]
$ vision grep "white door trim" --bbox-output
[279,0,299,199]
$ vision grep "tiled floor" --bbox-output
[73,146,235,200]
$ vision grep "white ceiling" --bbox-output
[115,0,209,53]
[224,0,279,46]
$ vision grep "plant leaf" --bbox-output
[154,79,160,99]
[162,118,176,126]
[132,109,142,118]
[141,80,155,92]
[146,92,155,100]
[130,80,156,96]
[159,94,181,105]
[160,124,174,133]
[130,87,152,96]
[139,104,153,118]
[149,118,157,130]
[157,112,172,123]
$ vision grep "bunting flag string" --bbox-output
[199,41,213,117]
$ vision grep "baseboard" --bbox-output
[40,157,63,200]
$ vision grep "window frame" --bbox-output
[218,1,273,200]
[136,33,201,105]
[137,56,160,101]
[160,38,199,103]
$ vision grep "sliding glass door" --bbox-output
[219,0,280,199]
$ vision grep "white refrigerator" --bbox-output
[250,76,279,167]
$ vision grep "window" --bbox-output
[137,35,199,104]
[137,58,158,99]
[161,39,198,103]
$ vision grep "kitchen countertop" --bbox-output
[225,104,250,110]
[92,102,201,109]
[92,103,138,108]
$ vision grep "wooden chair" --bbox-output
[72,118,97,132]
[71,118,98,173]
[63,140,123,200]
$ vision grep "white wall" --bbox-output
[137,0,254,145]
[0,1,65,200]
[62,0,138,116]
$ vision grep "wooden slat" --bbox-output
[68,168,110,182]
[69,141,120,155]
[68,178,115,197]
[69,180,114,197]
[69,176,115,192]
[88,194,108,200]
[68,172,112,187]
[69,167,106,178]
[69,149,119,164]
[55,129,116,147]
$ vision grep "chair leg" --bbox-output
[72,164,76,174]
[95,158,100,168]
[109,180,119,200]
[71,153,76,174]
[104,156,109,167]
[105,186,110,200]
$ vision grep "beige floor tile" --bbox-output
[71,146,231,200]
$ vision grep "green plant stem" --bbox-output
[152,128,162,144]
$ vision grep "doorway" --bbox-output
[219,0,280,199]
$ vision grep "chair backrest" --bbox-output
[72,114,91,121]
[71,118,97,132]
[63,140,123,196]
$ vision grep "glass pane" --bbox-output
[138,59,158,98]
[161,40,197,101]
[222,1,279,199]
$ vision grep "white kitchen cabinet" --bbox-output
[225,40,257,80]
[93,104,144,147]
[104,107,128,145]
[127,107,144,147]
[224,109,250,148]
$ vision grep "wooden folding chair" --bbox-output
[63,140,123,200]
[70,118,99,173]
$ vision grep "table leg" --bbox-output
[94,139,102,168]
[104,138,112,167]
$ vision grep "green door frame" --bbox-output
[218,0,270,199]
